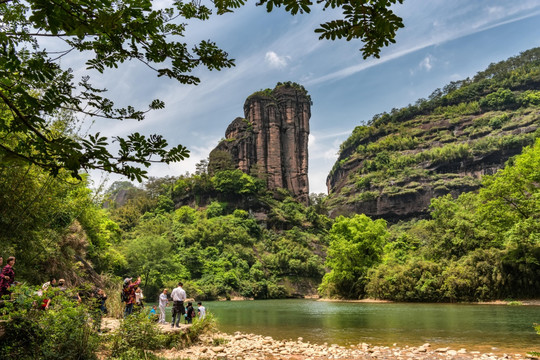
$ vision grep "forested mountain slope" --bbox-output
[327,47,540,222]
[104,174,331,301]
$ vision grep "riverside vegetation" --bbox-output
[1,49,540,357]
[0,284,217,359]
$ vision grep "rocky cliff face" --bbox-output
[327,146,527,222]
[209,83,311,203]
[326,87,540,222]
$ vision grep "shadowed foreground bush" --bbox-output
[0,285,99,360]
[0,285,216,359]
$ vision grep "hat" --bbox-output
[58,279,65,284]
[124,277,132,284]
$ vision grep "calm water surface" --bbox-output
[156,299,540,353]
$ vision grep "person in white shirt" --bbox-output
[170,281,186,327]
[197,302,206,319]
[135,287,144,310]
[158,288,169,324]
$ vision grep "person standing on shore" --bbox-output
[97,288,108,315]
[0,256,16,298]
[170,281,186,328]
[123,276,141,317]
[135,287,145,311]
[158,288,169,324]
[185,302,195,324]
[197,302,206,319]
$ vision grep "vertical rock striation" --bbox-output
[209,83,311,203]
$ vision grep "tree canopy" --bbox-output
[1,0,405,180]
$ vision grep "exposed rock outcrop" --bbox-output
[209,83,311,203]
[326,106,540,222]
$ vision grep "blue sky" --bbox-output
[75,0,540,194]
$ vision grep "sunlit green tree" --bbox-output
[319,214,389,298]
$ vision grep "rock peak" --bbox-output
[209,82,311,203]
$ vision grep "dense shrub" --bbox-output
[110,312,166,357]
[365,258,443,301]
[0,286,100,360]
[479,88,518,110]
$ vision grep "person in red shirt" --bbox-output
[123,276,141,317]
[0,256,15,298]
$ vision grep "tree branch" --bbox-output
[0,143,52,169]
[5,32,69,37]
[0,90,51,143]
[50,47,75,61]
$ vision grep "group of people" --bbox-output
[123,278,206,326]
[1,255,109,331]
[3,256,205,329]
[37,277,71,310]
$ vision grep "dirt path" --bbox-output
[101,317,191,333]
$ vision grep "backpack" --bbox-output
[121,285,128,302]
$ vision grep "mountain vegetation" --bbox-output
[323,138,540,300]
[0,154,331,300]
[102,169,331,300]
[326,47,540,221]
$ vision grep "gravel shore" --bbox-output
[157,331,535,360]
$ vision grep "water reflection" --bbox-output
[200,299,539,352]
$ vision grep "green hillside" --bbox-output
[327,47,540,221]
[101,172,331,300]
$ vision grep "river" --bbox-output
[151,299,540,353]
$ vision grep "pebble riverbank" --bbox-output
[157,331,537,360]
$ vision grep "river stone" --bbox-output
[447,350,458,356]
[436,347,450,352]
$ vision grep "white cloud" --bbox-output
[309,130,350,161]
[265,51,289,68]
[487,6,504,15]
[420,55,433,71]
[307,3,540,85]
[151,136,221,177]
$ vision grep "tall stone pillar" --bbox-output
[208,83,311,204]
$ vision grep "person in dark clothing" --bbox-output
[185,302,195,324]
[97,288,108,315]
[0,256,15,298]
[94,288,108,331]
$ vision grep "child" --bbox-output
[197,301,206,319]
[185,302,195,324]
[149,305,159,322]
[135,287,145,310]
